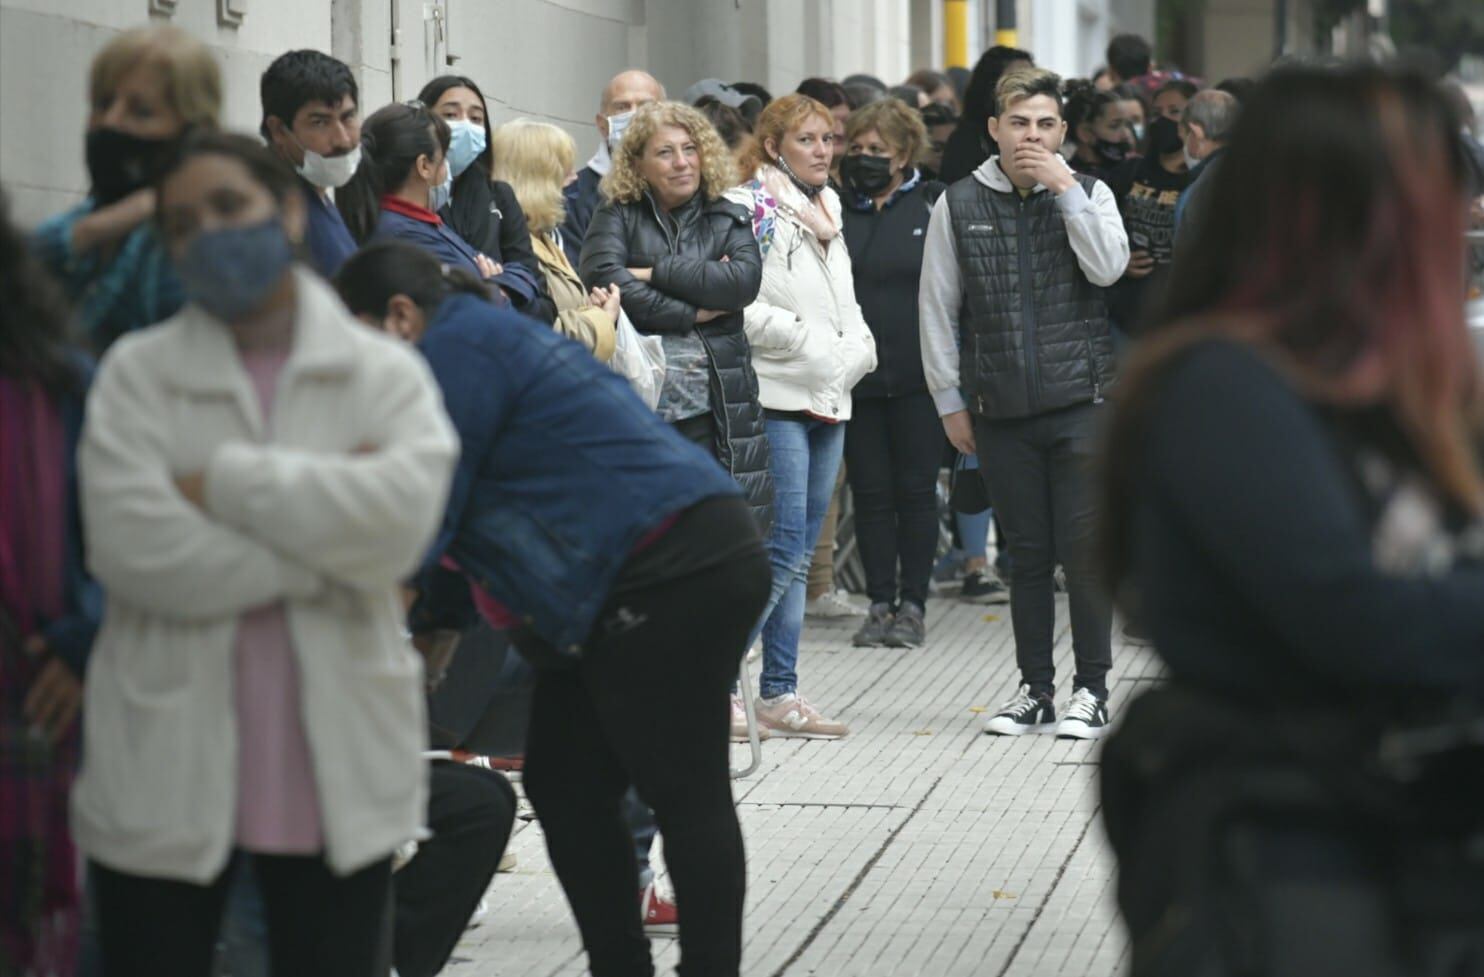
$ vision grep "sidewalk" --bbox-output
[452,593,1155,977]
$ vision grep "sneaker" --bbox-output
[959,569,1010,604]
[1056,688,1111,739]
[884,602,926,648]
[805,590,864,619]
[982,684,1056,736]
[640,881,679,935]
[730,694,771,742]
[852,603,894,646]
[755,692,849,739]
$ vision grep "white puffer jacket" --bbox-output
[726,167,877,420]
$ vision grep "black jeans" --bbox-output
[974,402,1112,699]
[845,392,944,608]
[93,853,391,977]
[393,762,516,977]
[519,548,771,977]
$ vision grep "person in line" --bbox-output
[1172,89,1238,243]
[938,45,1034,185]
[920,68,1128,740]
[259,49,362,278]
[1105,91,1192,336]
[75,132,457,976]
[419,75,549,320]
[1113,83,1149,146]
[1099,64,1484,975]
[1150,78,1198,124]
[1102,33,1152,88]
[919,101,958,181]
[727,94,878,735]
[906,69,960,112]
[683,78,764,123]
[0,197,101,977]
[338,240,771,977]
[695,97,755,159]
[561,69,667,266]
[794,78,852,176]
[32,26,220,353]
[579,101,772,531]
[1062,79,1137,181]
[889,83,929,108]
[338,102,519,306]
[836,98,945,649]
[492,120,620,358]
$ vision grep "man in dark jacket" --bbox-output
[559,70,666,266]
[919,67,1129,741]
[1174,89,1238,249]
[260,50,361,278]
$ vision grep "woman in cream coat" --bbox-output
[74,132,457,975]
[726,93,877,740]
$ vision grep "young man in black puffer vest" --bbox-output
[919,67,1129,741]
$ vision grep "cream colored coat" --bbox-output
[725,169,877,420]
[72,268,459,883]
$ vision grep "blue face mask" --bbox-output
[429,163,453,212]
[176,219,295,323]
[446,120,487,179]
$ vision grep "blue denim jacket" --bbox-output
[411,293,741,653]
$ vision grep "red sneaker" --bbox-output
[640,881,678,935]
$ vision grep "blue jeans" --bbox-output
[754,416,847,699]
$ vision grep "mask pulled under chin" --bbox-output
[176,219,296,323]
[774,154,824,199]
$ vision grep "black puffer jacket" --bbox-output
[579,190,773,533]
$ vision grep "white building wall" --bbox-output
[2,0,1164,227]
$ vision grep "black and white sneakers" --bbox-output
[1055,688,1111,739]
[982,685,1111,738]
[983,684,1057,735]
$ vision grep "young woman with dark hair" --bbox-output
[0,194,101,977]
[417,76,550,321]
[336,240,771,977]
[1062,79,1136,180]
[1099,64,1484,975]
[937,45,1033,185]
[75,131,458,976]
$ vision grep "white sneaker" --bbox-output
[1055,688,1111,740]
[982,684,1056,736]
[805,590,864,619]
[466,897,489,929]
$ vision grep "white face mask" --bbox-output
[606,110,636,153]
[296,141,361,190]
[1182,143,1200,170]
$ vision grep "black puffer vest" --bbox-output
[947,172,1116,420]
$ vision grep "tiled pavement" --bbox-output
[450,592,1158,977]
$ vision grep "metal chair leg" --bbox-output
[731,645,763,779]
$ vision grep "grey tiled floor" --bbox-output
[450,593,1150,977]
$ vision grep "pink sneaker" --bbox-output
[730,694,770,742]
[640,881,678,935]
[755,693,849,739]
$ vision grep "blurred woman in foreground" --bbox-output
[1099,64,1484,977]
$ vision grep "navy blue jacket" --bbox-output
[373,205,541,307]
[560,165,603,267]
[411,293,742,653]
[302,181,358,279]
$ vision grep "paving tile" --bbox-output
[450,595,1158,976]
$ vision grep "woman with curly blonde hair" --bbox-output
[580,101,773,534]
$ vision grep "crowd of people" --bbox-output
[3,18,1483,977]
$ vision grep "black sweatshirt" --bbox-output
[1130,341,1484,702]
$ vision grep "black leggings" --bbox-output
[519,547,771,977]
[92,853,390,977]
[844,392,944,608]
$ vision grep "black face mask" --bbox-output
[840,154,896,197]
[85,127,182,206]
[1093,138,1130,165]
[1145,116,1183,157]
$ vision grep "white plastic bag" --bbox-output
[609,307,667,410]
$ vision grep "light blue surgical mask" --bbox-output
[429,163,453,212]
[176,219,295,323]
[606,110,635,153]
[446,120,487,178]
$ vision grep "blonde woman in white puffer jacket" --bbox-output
[724,93,877,741]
